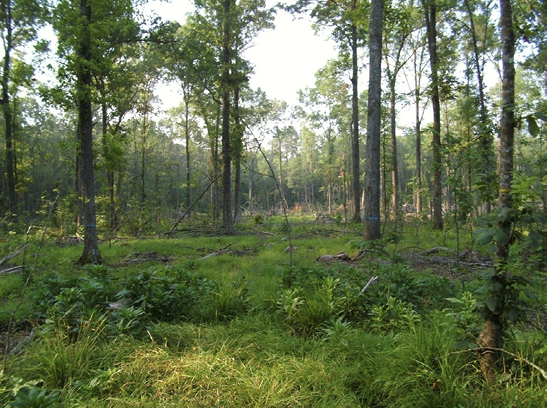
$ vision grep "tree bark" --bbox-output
[233,86,242,223]
[389,80,399,219]
[221,0,233,233]
[363,0,383,241]
[477,0,515,382]
[77,0,101,264]
[2,0,17,220]
[423,0,443,230]
[350,14,361,223]
[183,88,192,215]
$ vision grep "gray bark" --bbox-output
[363,0,383,241]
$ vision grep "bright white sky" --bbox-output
[147,0,339,108]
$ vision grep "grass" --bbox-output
[0,215,545,406]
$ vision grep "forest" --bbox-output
[0,0,545,406]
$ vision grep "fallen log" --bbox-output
[0,244,29,268]
[316,252,352,263]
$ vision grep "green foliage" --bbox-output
[475,270,534,324]
[117,266,216,323]
[368,297,420,333]
[444,291,482,344]
[0,373,43,407]
[322,317,354,347]
[1,223,545,406]
[8,388,62,408]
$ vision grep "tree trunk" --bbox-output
[477,0,515,382]
[350,12,361,223]
[77,0,101,264]
[390,82,399,218]
[415,89,422,213]
[101,98,117,231]
[364,0,383,241]
[423,0,443,230]
[2,0,17,220]
[221,0,233,233]
[233,86,242,223]
[183,90,192,215]
[464,0,493,214]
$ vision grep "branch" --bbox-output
[0,244,29,268]
[198,241,236,261]
[360,276,379,295]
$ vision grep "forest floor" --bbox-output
[0,216,545,406]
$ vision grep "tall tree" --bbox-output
[462,0,496,213]
[363,0,383,240]
[476,0,516,381]
[192,0,273,231]
[52,0,140,263]
[422,0,443,229]
[287,0,367,222]
[383,1,413,218]
[1,0,45,220]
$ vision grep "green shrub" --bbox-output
[116,266,216,323]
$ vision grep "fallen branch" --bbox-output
[198,241,236,261]
[420,247,455,256]
[447,347,547,380]
[360,276,379,295]
[0,266,24,275]
[316,252,352,263]
[0,244,29,268]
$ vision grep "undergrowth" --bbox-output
[0,218,545,406]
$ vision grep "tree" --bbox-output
[297,59,352,215]
[422,0,443,229]
[287,0,367,222]
[363,0,383,241]
[1,0,45,220]
[383,0,414,218]
[476,0,516,381]
[52,0,140,264]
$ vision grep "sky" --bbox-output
[146,0,339,108]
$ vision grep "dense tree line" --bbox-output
[0,0,545,239]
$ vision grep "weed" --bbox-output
[24,312,107,388]
[7,388,62,408]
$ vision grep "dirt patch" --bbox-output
[0,320,34,356]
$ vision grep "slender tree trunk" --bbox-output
[277,131,284,207]
[350,13,361,223]
[184,91,192,215]
[141,110,148,207]
[415,89,422,213]
[423,0,443,230]
[101,98,117,230]
[389,82,399,218]
[221,0,233,233]
[477,0,515,381]
[364,0,383,241]
[77,0,101,264]
[2,0,17,220]
[233,86,243,223]
[464,0,493,214]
